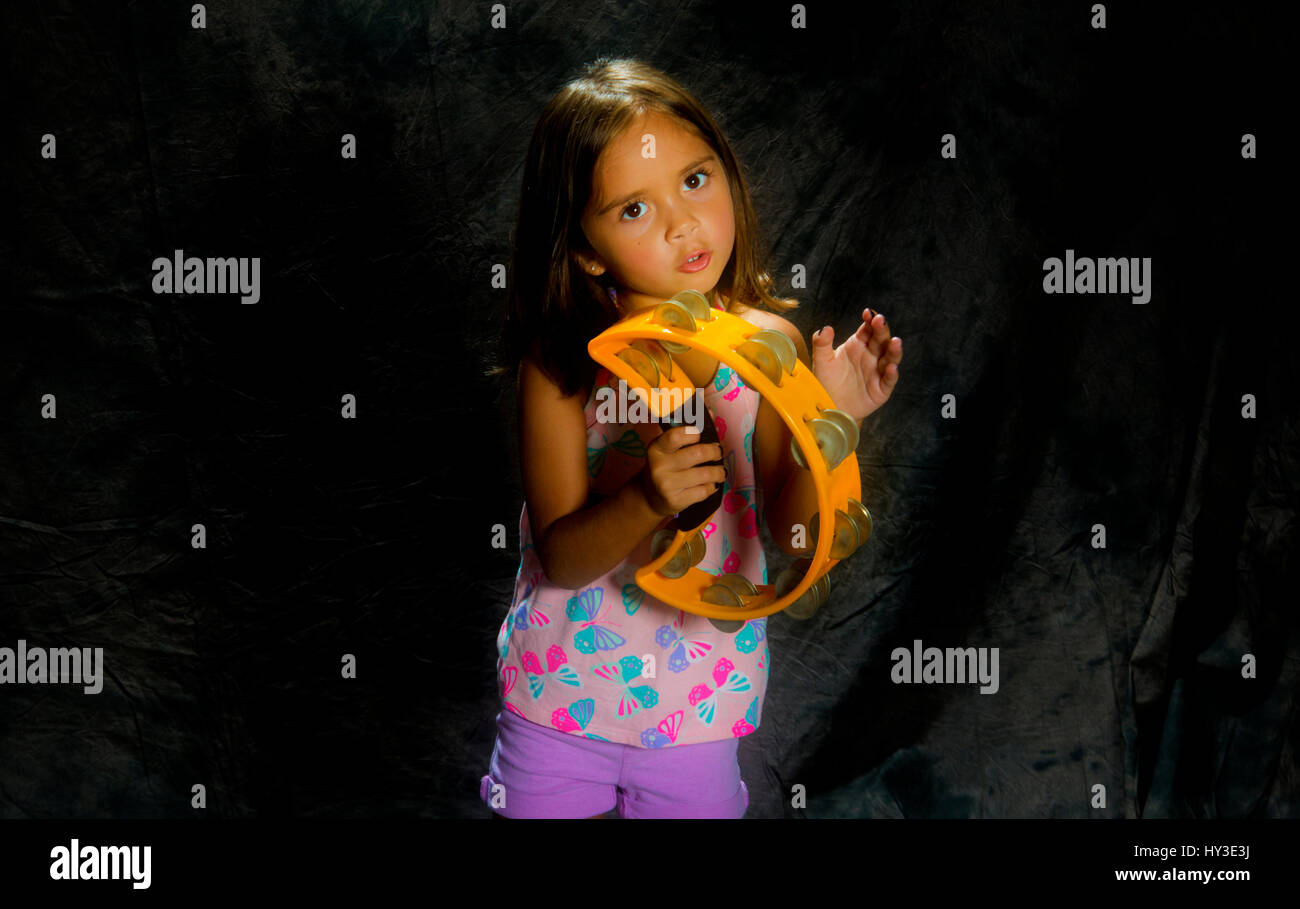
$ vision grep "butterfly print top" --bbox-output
[495,300,770,748]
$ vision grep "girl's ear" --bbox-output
[573,251,606,277]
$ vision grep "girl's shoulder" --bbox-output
[718,293,760,325]
[722,296,808,362]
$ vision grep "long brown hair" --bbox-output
[484,58,798,399]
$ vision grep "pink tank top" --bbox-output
[495,300,769,748]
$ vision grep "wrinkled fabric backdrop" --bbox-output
[2,0,1293,818]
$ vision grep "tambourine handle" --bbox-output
[661,396,724,532]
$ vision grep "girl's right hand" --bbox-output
[638,426,726,517]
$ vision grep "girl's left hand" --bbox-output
[809,307,903,423]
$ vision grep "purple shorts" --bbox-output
[479,709,749,819]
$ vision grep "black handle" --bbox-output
[663,392,725,532]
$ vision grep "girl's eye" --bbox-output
[618,168,713,221]
[684,169,710,191]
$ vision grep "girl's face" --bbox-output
[577,110,735,313]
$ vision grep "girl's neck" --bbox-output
[609,285,721,311]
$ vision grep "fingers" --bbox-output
[820,310,902,368]
[863,325,902,393]
[885,335,903,365]
[847,307,903,402]
[867,308,889,340]
[865,308,903,359]
[656,424,706,453]
[686,441,724,467]
[686,462,727,487]
[642,430,726,515]
[660,430,722,464]
[658,430,723,470]
[849,308,880,358]
[880,340,902,390]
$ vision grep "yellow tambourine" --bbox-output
[587,290,873,631]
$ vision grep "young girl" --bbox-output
[482,58,902,818]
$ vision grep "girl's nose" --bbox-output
[666,203,701,240]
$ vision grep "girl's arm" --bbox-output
[758,308,902,553]
[518,356,668,589]
[751,333,826,556]
[762,430,828,556]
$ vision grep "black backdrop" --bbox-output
[2,0,1294,820]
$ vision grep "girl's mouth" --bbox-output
[679,250,710,273]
